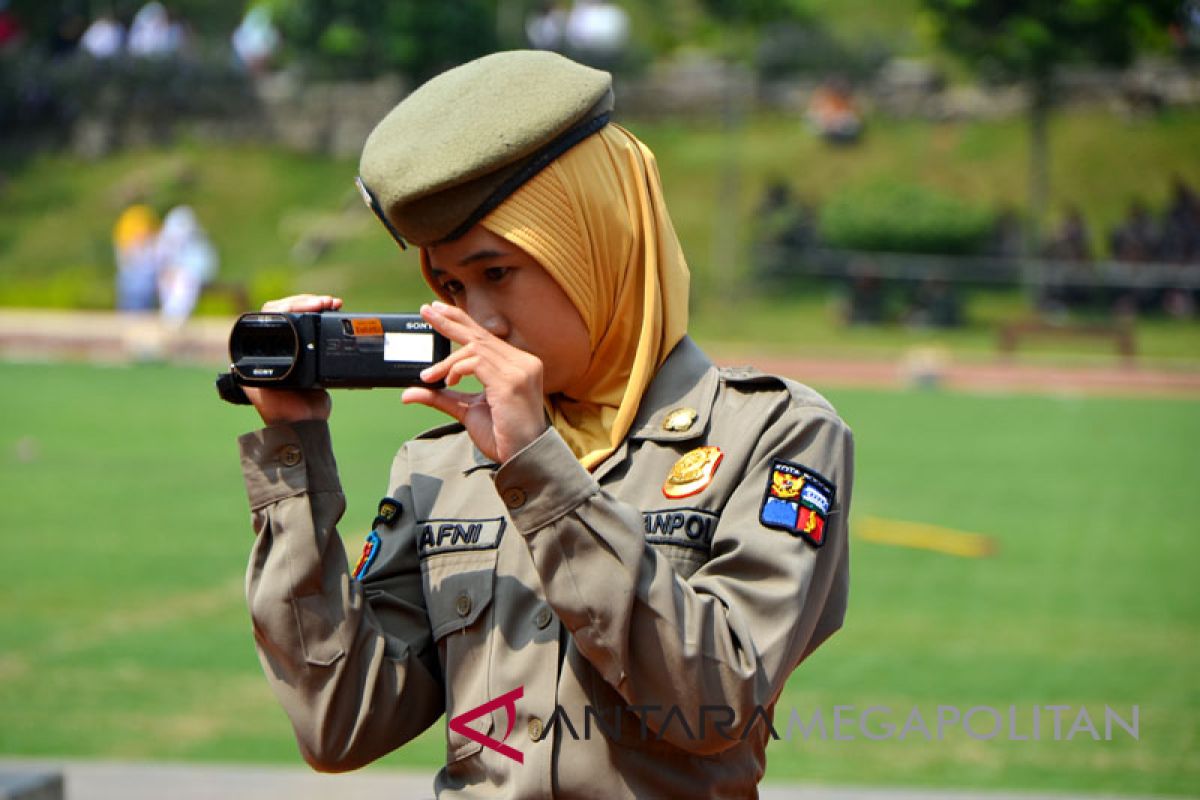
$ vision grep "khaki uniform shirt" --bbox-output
[238,337,853,799]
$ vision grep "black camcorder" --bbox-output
[215,312,451,405]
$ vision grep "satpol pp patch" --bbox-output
[352,531,382,581]
[759,459,836,547]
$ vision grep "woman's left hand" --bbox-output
[402,301,548,464]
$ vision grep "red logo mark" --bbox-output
[448,685,525,764]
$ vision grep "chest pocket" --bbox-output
[641,506,719,580]
[422,548,498,762]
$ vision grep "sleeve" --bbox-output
[492,407,852,755]
[239,420,444,772]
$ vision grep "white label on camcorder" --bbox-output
[384,332,434,363]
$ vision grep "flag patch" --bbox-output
[759,459,836,547]
[352,531,382,580]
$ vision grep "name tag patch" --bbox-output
[417,517,506,558]
[759,459,836,548]
[643,508,718,551]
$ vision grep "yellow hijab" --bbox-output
[421,124,690,470]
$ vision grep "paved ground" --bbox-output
[3,308,1199,398]
[0,758,1185,800]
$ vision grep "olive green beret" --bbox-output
[357,50,613,248]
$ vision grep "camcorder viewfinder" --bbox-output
[215,311,450,405]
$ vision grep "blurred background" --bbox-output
[0,1,1197,798]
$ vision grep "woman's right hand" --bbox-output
[244,294,343,425]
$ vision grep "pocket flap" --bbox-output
[424,553,496,641]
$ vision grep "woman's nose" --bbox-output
[464,294,510,339]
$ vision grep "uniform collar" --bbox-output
[627,336,718,443]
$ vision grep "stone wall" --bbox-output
[66,63,407,160]
[51,54,1200,160]
[623,54,1200,122]
[253,72,407,158]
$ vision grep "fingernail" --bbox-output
[420,367,432,380]
[432,301,451,311]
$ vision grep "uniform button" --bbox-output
[279,445,302,467]
[502,487,527,509]
[528,717,544,742]
[455,593,472,617]
[534,606,553,629]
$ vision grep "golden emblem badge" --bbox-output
[771,470,804,499]
[662,407,698,433]
[663,446,723,499]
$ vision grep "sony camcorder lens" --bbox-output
[230,314,299,380]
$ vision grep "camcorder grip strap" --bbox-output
[215,372,252,405]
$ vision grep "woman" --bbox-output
[237,50,852,799]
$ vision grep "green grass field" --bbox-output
[1,359,1197,794]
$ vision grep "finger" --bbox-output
[420,339,475,383]
[421,303,529,372]
[442,355,482,388]
[422,346,527,394]
[421,301,494,345]
[421,347,484,386]
[261,294,344,313]
[267,296,348,314]
[401,387,482,422]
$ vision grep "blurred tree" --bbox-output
[268,0,499,81]
[922,0,1177,251]
[692,0,809,61]
[165,0,245,37]
[7,0,245,45]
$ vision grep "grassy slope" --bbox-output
[641,110,1200,300]
[2,110,1199,361]
[0,361,1196,793]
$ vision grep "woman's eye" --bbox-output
[483,267,510,282]
[440,280,464,295]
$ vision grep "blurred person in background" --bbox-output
[1161,176,1200,264]
[80,9,125,59]
[806,78,862,144]
[113,203,161,313]
[525,1,569,51]
[1110,199,1160,263]
[0,0,24,51]
[1043,206,1092,262]
[127,1,177,58]
[1039,206,1095,313]
[156,205,218,329]
[48,3,89,57]
[564,0,630,66]
[231,5,280,76]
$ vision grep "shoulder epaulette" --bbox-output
[719,366,835,414]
